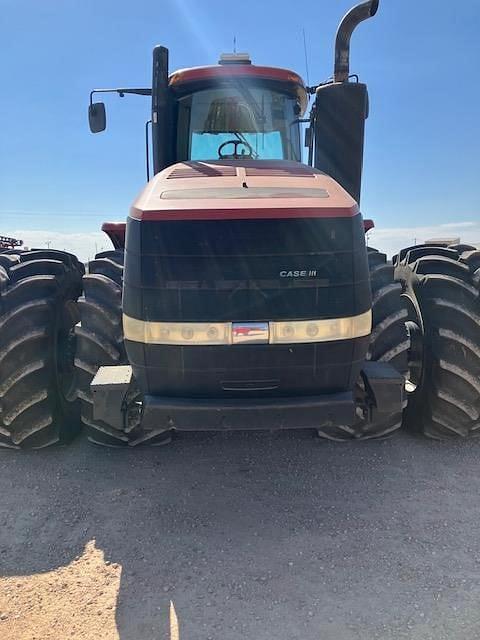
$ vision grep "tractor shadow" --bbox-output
[1,429,480,639]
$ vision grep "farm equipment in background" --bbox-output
[0,0,478,449]
[0,235,23,250]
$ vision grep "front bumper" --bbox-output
[141,392,355,431]
[91,361,404,433]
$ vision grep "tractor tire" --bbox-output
[317,248,409,441]
[0,249,83,448]
[395,244,480,439]
[74,251,171,446]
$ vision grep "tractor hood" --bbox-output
[123,159,371,398]
[130,160,358,221]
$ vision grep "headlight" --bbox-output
[269,310,371,344]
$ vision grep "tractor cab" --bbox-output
[89,25,370,204]
[168,54,308,164]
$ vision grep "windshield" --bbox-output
[176,84,302,162]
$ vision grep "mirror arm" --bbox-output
[89,88,152,106]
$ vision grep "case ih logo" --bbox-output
[280,270,318,278]
[232,322,269,344]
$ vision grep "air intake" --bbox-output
[168,163,237,179]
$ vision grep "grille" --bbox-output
[168,164,237,179]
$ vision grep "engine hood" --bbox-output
[130,160,358,221]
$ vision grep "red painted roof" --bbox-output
[169,64,308,113]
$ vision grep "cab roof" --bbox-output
[169,64,309,114]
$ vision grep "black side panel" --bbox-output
[152,46,173,173]
[314,82,368,204]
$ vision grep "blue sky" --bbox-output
[1,0,479,257]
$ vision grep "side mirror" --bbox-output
[88,102,106,133]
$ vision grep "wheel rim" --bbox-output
[402,293,424,393]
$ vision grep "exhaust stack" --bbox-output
[313,0,379,203]
[334,0,379,83]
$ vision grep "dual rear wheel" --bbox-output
[395,244,480,438]
[317,243,480,440]
[0,250,83,448]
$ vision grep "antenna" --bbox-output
[302,27,310,86]
[233,35,237,53]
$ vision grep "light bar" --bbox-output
[123,316,231,346]
[123,310,371,346]
[270,311,371,343]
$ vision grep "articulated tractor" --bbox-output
[0,0,478,448]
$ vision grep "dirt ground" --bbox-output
[1,430,480,640]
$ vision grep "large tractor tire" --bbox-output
[74,251,171,446]
[317,248,410,441]
[394,244,480,439]
[0,249,83,448]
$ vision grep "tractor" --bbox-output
[0,0,478,449]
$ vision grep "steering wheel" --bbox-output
[218,139,254,159]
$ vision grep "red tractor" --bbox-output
[0,0,478,449]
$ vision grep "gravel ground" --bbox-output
[1,429,480,640]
